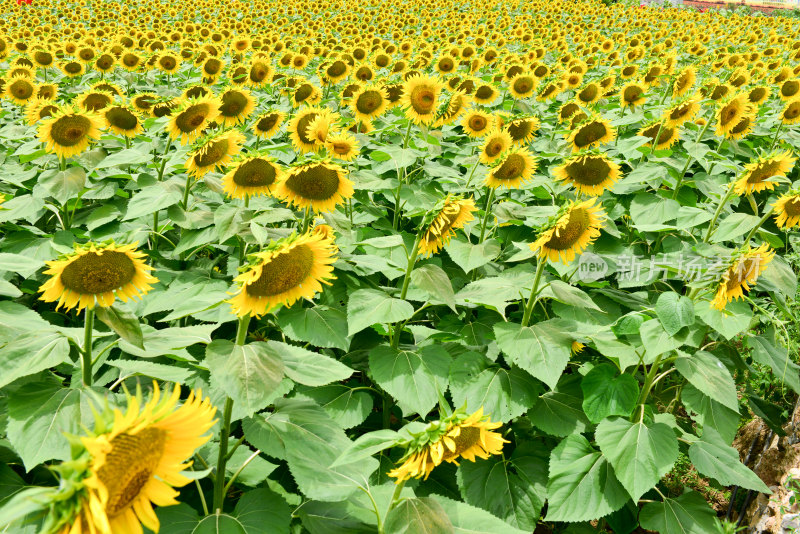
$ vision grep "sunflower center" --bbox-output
[749,88,767,102]
[469,115,488,131]
[545,208,591,250]
[232,159,277,187]
[185,86,208,99]
[485,139,505,158]
[296,113,318,145]
[670,104,692,120]
[782,81,799,98]
[60,250,136,294]
[623,86,642,103]
[475,85,494,100]
[176,104,210,132]
[245,244,315,297]
[204,59,221,75]
[221,92,247,117]
[257,114,279,133]
[194,139,229,168]
[356,90,383,114]
[250,63,269,83]
[441,426,481,462]
[564,157,611,185]
[83,93,111,111]
[97,427,167,517]
[507,120,533,142]
[410,86,436,114]
[785,102,800,120]
[106,108,138,130]
[285,164,340,200]
[730,116,752,135]
[573,122,607,148]
[122,54,139,67]
[493,154,525,181]
[51,115,92,147]
[578,85,598,102]
[327,61,346,77]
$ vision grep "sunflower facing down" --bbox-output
[103,105,143,138]
[222,154,283,199]
[387,408,507,482]
[167,96,221,145]
[434,90,472,127]
[252,110,285,139]
[733,151,797,196]
[530,199,606,264]
[39,242,157,312]
[275,160,354,213]
[485,147,537,189]
[554,151,621,196]
[400,74,444,125]
[710,244,774,310]
[185,130,246,178]
[38,106,104,159]
[566,116,616,152]
[774,192,800,228]
[228,231,337,317]
[637,121,681,150]
[418,196,477,257]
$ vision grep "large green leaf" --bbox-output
[494,320,573,389]
[39,167,86,204]
[639,491,723,534]
[595,417,679,503]
[747,333,800,394]
[94,304,144,349]
[0,331,71,389]
[369,344,450,416]
[277,305,351,351]
[674,351,738,411]
[580,364,638,423]
[295,384,373,429]
[431,495,528,534]
[545,434,629,522]
[529,375,590,437]
[409,263,456,310]
[655,292,695,336]
[347,289,414,335]
[681,383,739,443]
[449,365,541,423]
[688,428,770,492]
[384,497,454,534]
[268,340,353,387]
[294,500,375,534]
[445,238,501,273]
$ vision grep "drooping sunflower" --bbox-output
[185,130,246,179]
[39,242,157,312]
[252,110,285,139]
[485,147,537,189]
[781,99,800,125]
[74,90,113,113]
[774,192,800,228]
[288,107,334,154]
[529,198,606,264]
[566,116,616,152]
[715,94,752,137]
[167,96,221,145]
[4,75,37,106]
[38,106,104,159]
[418,196,477,257]
[710,244,774,310]
[505,116,540,145]
[434,90,472,127]
[326,132,360,162]
[217,87,256,127]
[619,81,646,109]
[727,112,756,141]
[553,151,621,196]
[733,151,797,196]
[637,121,681,150]
[387,408,507,482]
[673,66,696,97]
[664,94,701,128]
[479,129,513,165]
[222,154,283,199]
[228,231,337,317]
[24,97,59,125]
[401,74,444,125]
[275,160,354,213]
[103,105,143,138]
[351,84,389,122]
[461,110,494,137]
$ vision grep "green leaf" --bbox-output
[445,238,501,273]
[107,359,192,384]
[0,253,44,278]
[410,264,456,310]
[384,497,454,534]
[431,495,528,534]
[154,504,201,534]
[450,366,541,423]
[747,333,800,394]
[710,213,760,243]
[674,351,738,411]
[231,488,291,534]
[123,182,182,220]
[494,321,573,389]
[7,382,95,470]
[457,442,548,530]
[0,464,25,504]
[369,345,450,416]
[277,305,351,351]
[629,193,679,231]
[539,281,602,311]
[39,167,86,204]
[0,331,71,389]
[94,146,154,169]
[192,514,248,534]
[595,417,679,503]
[580,364,638,423]
[347,289,414,335]
[94,304,144,349]
[330,430,401,468]
[295,384,373,429]
[689,428,770,492]
[530,386,591,437]
[639,320,703,361]
[639,491,723,534]
[268,340,353,387]
[681,383,740,443]
[294,501,374,534]
[695,299,753,340]
[545,434,629,522]
[205,340,285,417]
[656,292,695,337]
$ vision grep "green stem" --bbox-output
[703,185,736,243]
[301,206,312,233]
[743,206,775,244]
[639,121,665,165]
[181,173,194,211]
[747,193,759,216]
[672,114,712,199]
[464,159,480,190]
[82,308,95,386]
[638,353,665,410]
[520,260,546,327]
[387,480,407,514]
[398,233,422,304]
[477,187,496,243]
[769,121,784,151]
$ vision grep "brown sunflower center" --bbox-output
[748,87,767,103]
[564,157,611,186]
[96,54,114,70]
[507,120,533,142]
[221,92,247,117]
[475,85,495,100]
[781,80,799,98]
[250,62,269,83]
[203,58,222,75]
[285,164,340,200]
[441,426,481,462]
[232,159,277,187]
[194,139,229,168]
[82,93,111,111]
[560,103,580,121]
[60,250,136,294]
[185,86,208,99]
[573,122,608,148]
[669,103,692,121]
[294,84,314,103]
[438,58,454,72]
[122,53,139,67]
[38,105,58,119]
[245,244,315,297]
[295,113,319,145]
[257,114,279,133]
[356,90,383,114]
[578,84,599,102]
[326,60,347,78]
[513,76,534,94]
[34,51,53,65]
[468,115,488,131]
[747,160,785,184]
[9,79,33,100]
[50,115,92,147]
[409,85,437,115]
[710,85,729,101]
[641,124,674,146]
[97,427,166,517]
[355,67,372,81]
[176,103,211,132]
[785,198,800,216]
[730,116,752,136]
[545,208,591,250]
[622,85,643,104]
[493,154,526,181]
[485,138,506,158]
[784,102,800,120]
[106,107,138,130]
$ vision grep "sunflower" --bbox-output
[24,97,59,125]
[774,192,800,228]
[217,87,256,127]
[485,147,537,189]
[387,408,507,482]
[401,74,444,125]
[727,112,756,141]
[461,110,494,137]
[75,383,216,534]
[710,244,774,310]
[39,242,157,312]
[733,151,797,196]
[222,154,282,199]
[92,81,124,97]
[781,99,800,125]
[60,60,86,78]
[505,116,540,145]
[5,75,37,106]
[39,106,104,159]
[120,52,142,72]
[321,59,350,84]
[253,110,285,138]
[167,96,221,145]
[715,94,752,137]
[351,84,389,122]
[638,121,681,150]
[228,231,337,317]
[275,160,354,213]
[780,79,800,101]
[673,66,696,97]
[181,85,211,101]
[37,83,58,100]
[326,132,360,161]
[305,114,338,151]
[288,107,333,153]
[566,116,615,152]
[156,52,180,74]
[131,93,158,115]
[530,198,605,264]
[435,90,471,127]
[473,81,499,104]
[664,94,701,128]
[200,57,225,81]
[94,52,116,73]
[747,86,770,106]
[558,102,582,123]
[619,81,646,109]
[247,59,273,87]
[103,105,143,138]
[479,129,513,165]
[185,130,246,179]
[508,73,537,99]
[537,81,564,102]
[554,151,621,196]
[292,81,322,107]
[418,196,477,257]
[74,90,113,113]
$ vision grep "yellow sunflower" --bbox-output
[326,132,360,162]
[461,110,494,137]
[479,129,513,165]
[103,105,143,138]
[401,74,444,125]
[247,59,273,87]
[673,66,696,97]
[473,81,499,104]
[167,96,221,145]
[288,107,333,154]
[351,84,389,122]
[553,151,621,196]
[217,87,256,127]
[747,86,770,106]
[505,116,540,145]
[733,151,797,196]
[387,408,507,482]
[710,244,774,310]
[530,198,605,264]
[485,147,537,189]
[252,110,285,139]
[38,106,104,159]
[222,154,283,199]
[508,73,537,99]
[619,81,646,109]
[782,99,800,125]
[228,231,337,317]
[434,90,472,127]
[664,94,701,128]
[39,242,157,312]
[5,75,37,106]
[566,116,616,152]
[418,196,477,257]
[637,121,681,150]
[275,160,353,213]
[715,94,752,137]
[185,130,246,178]
[773,192,800,229]
[74,90,114,113]
[24,97,59,125]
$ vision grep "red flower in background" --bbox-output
[16,0,33,5]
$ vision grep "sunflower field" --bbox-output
[2,0,800,532]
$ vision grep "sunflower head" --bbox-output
[401,74,444,125]
[567,116,616,152]
[554,151,621,196]
[185,129,246,179]
[222,154,283,200]
[167,96,221,145]
[480,129,513,165]
[637,121,681,150]
[275,160,354,213]
[434,90,472,127]
[352,84,389,122]
[75,90,113,113]
[5,74,37,105]
[461,110,494,137]
[418,196,477,257]
[217,87,256,127]
[782,99,800,125]
[505,115,540,145]
[715,94,752,137]
[38,105,104,160]
[664,94,701,128]
[253,110,285,139]
[773,190,800,229]
[733,151,797,196]
[710,244,774,310]
[104,105,143,138]
[485,147,537,189]
[24,97,59,125]
[530,199,606,264]
[619,81,646,109]
[288,107,332,153]
[326,132,360,162]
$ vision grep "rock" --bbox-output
[781,513,800,533]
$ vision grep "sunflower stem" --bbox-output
[212,397,234,513]
[301,206,312,233]
[181,173,194,211]
[747,193,759,216]
[82,308,95,386]
[386,480,407,515]
[744,206,775,245]
[477,187,495,243]
[464,158,480,190]
[639,121,665,166]
[703,184,736,243]
[671,119,712,199]
[769,121,784,151]
[520,259,546,327]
